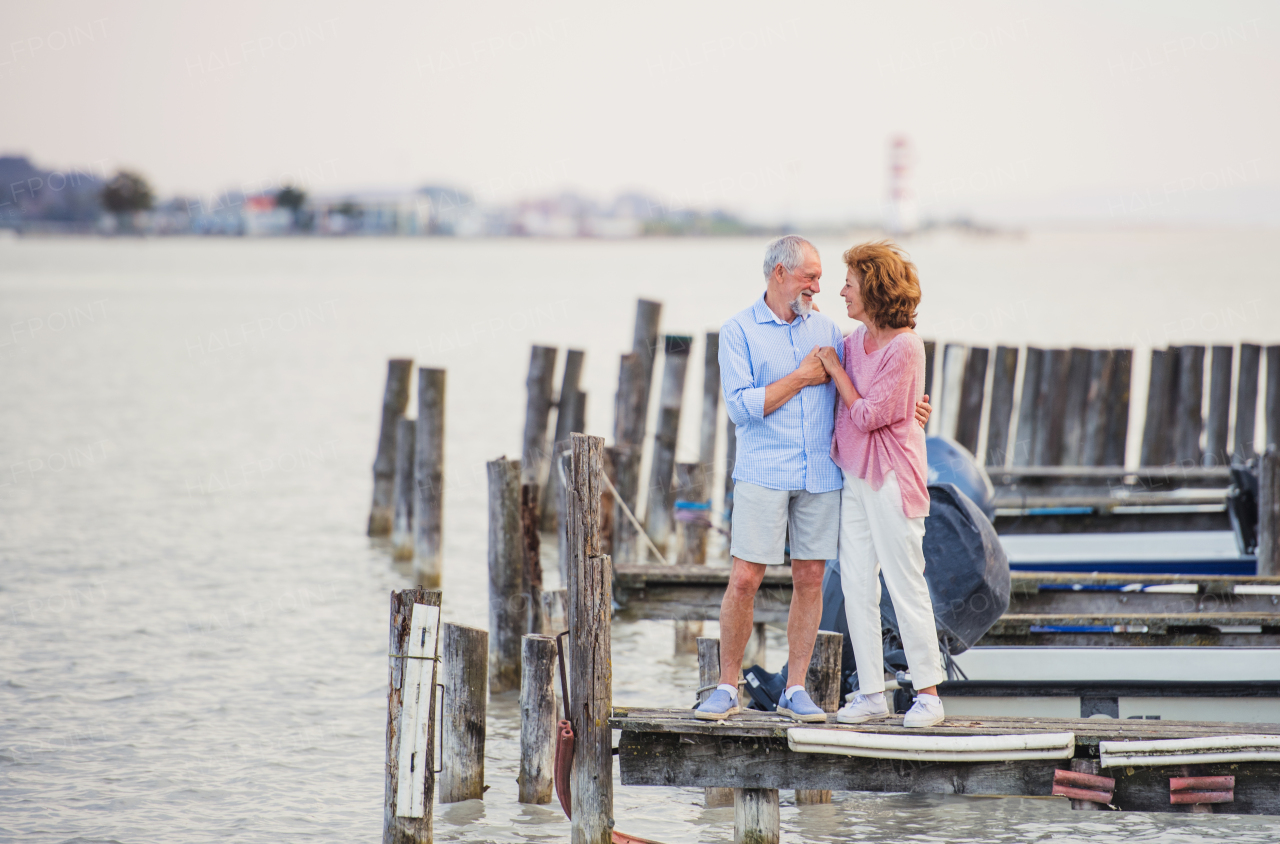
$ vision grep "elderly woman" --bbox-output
[816,240,945,728]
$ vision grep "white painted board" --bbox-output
[395,602,441,818]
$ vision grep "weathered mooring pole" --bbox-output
[794,630,842,806]
[488,457,526,693]
[644,335,692,557]
[439,623,488,803]
[541,349,585,531]
[521,484,545,634]
[566,433,613,844]
[414,368,445,588]
[392,416,416,561]
[370,359,413,536]
[518,633,558,804]
[383,588,442,844]
[521,346,558,491]
[696,637,734,809]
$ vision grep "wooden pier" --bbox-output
[613,564,1280,638]
[611,707,1280,815]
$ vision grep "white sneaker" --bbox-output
[836,692,889,724]
[903,693,945,728]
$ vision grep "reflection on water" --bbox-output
[2,235,1279,842]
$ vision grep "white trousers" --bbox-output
[838,470,946,693]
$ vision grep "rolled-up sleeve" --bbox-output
[720,320,765,423]
[848,340,916,433]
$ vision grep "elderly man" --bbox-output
[696,235,929,722]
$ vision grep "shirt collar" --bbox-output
[752,292,808,326]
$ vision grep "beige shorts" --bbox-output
[729,482,840,564]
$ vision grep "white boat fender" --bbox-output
[1100,734,1280,767]
[787,728,1075,762]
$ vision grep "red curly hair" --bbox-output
[842,240,921,329]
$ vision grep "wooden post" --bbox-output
[612,351,647,563]
[1205,345,1233,467]
[542,349,585,531]
[542,588,567,633]
[795,630,842,805]
[1033,349,1069,466]
[439,623,487,803]
[700,331,721,486]
[724,415,737,546]
[555,447,573,586]
[1260,447,1280,578]
[1174,345,1206,466]
[1266,345,1280,452]
[644,335,693,556]
[521,346,558,489]
[675,462,709,567]
[566,433,613,844]
[518,633,558,804]
[384,588,442,843]
[608,444,641,564]
[697,330,721,556]
[1142,348,1175,465]
[1060,348,1092,466]
[488,458,526,693]
[922,339,937,411]
[734,789,780,844]
[414,368,446,588]
[985,346,1018,467]
[1069,759,1105,811]
[1234,343,1261,461]
[370,359,413,536]
[633,299,663,427]
[954,346,988,456]
[937,343,966,441]
[392,417,416,561]
[614,352,647,447]
[1081,349,1115,467]
[697,637,735,808]
[674,462,706,654]
[521,484,544,634]
[600,447,617,558]
[1104,349,1133,467]
[1012,346,1044,466]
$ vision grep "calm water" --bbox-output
[2,231,1278,843]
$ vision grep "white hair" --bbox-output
[762,235,818,282]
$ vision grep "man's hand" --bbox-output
[915,394,931,428]
[795,348,830,387]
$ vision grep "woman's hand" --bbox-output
[815,346,842,376]
[914,394,931,428]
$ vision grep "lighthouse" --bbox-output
[885,135,917,237]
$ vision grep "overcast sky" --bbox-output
[2,1,1276,224]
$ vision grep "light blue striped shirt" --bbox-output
[720,294,845,493]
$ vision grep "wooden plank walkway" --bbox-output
[613,564,1280,626]
[613,707,1280,814]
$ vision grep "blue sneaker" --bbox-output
[694,688,740,721]
[777,688,827,723]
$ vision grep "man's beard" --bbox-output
[789,294,812,317]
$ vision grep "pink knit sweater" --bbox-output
[831,325,930,519]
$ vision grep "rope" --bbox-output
[596,468,672,566]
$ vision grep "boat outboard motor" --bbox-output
[1228,461,1259,556]
[925,436,995,520]
[743,482,1009,710]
